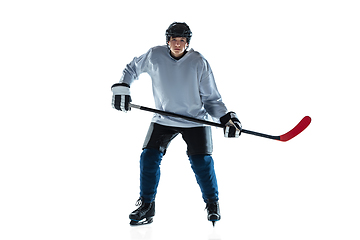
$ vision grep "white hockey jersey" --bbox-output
[120,45,228,128]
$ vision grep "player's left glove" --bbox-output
[220,112,242,138]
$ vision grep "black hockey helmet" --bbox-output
[165,22,192,44]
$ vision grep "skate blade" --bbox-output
[210,219,219,227]
[130,217,153,226]
[208,215,220,227]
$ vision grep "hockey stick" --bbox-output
[129,103,311,142]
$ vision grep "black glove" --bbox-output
[220,112,242,138]
[111,83,131,112]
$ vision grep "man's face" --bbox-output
[167,37,188,58]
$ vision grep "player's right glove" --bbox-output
[220,112,242,138]
[111,83,131,112]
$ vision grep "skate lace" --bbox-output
[205,202,217,212]
[135,197,143,207]
[133,197,152,214]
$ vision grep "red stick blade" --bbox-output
[279,116,311,142]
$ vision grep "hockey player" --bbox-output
[111,22,242,226]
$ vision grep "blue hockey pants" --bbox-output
[140,148,219,203]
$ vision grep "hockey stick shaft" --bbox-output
[130,103,223,128]
[129,103,311,142]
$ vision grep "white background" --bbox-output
[1,0,359,239]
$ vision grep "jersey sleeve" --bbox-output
[199,60,228,121]
[119,48,153,86]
